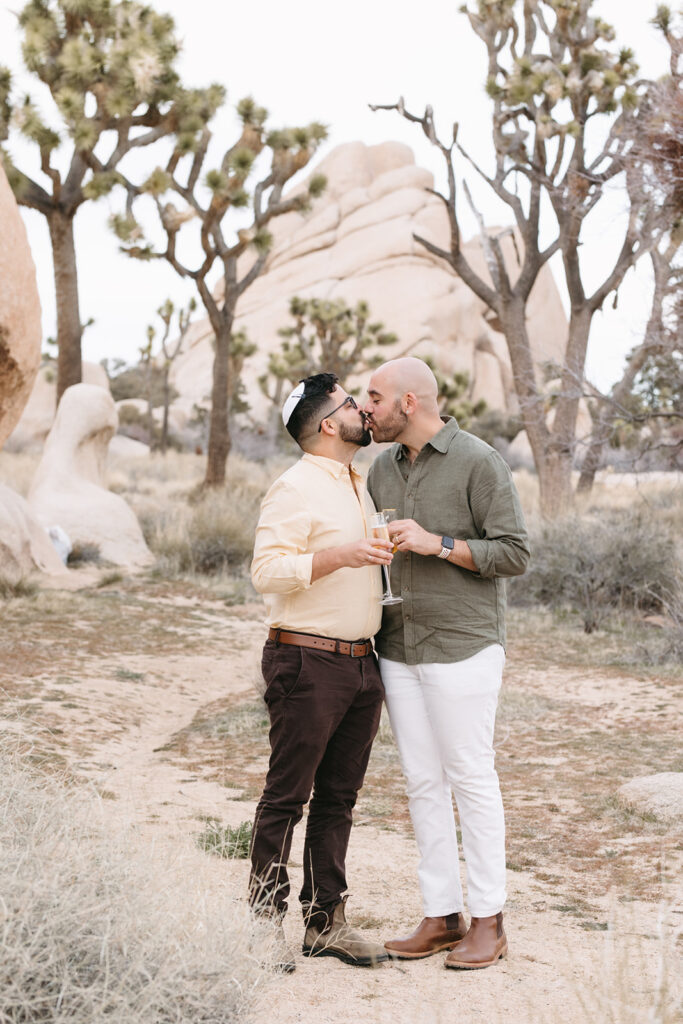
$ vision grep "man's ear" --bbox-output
[402,391,418,415]
[319,417,337,437]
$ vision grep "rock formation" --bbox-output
[0,163,42,449]
[169,141,568,426]
[0,484,66,582]
[617,773,683,825]
[28,384,153,568]
[0,162,69,583]
[6,360,110,453]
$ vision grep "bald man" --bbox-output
[364,357,530,970]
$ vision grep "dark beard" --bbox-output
[369,401,408,443]
[339,421,372,447]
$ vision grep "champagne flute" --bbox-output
[382,509,399,553]
[369,511,403,606]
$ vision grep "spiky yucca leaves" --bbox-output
[470,0,642,162]
[373,0,672,518]
[0,0,223,403]
[259,296,397,423]
[113,93,328,486]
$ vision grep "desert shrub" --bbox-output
[196,820,252,859]
[0,746,274,1023]
[509,508,681,633]
[67,542,102,566]
[143,492,258,576]
[0,576,38,600]
[137,455,289,579]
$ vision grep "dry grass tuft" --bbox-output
[0,576,38,600]
[0,744,277,1023]
[110,452,293,580]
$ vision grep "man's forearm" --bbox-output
[424,533,477,573]
[311,546,347,583]
[446,539,478,573]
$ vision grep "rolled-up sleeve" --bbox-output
[250,480,315,594]
[466,452,531,579]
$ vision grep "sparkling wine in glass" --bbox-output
[382,509,399,553]
[369,512,403,606]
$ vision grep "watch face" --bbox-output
[441,535,455,550]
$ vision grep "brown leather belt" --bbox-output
[268,627,372,658]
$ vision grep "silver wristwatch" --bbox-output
[438,535,454,559]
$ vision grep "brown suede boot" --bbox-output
[384,914,467,959]
[302,897,389,967]
[444,912,507,969]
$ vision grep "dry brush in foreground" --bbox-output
[0,744,277,1024]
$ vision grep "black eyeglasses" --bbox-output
[317,395,358,432]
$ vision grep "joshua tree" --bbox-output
[577,10,682,488]
[112,97,327,486]
[372,0,669,517]
[258,296,397,427]
[148,296,195,454]
[0,0,222,402]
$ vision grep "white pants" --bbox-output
[380,645,506,919]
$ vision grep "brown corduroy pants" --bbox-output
[249,638,384,928]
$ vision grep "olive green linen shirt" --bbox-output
[367,417,530,665]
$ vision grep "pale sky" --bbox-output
[0,0,671,390]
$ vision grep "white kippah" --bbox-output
[282,383,306,427]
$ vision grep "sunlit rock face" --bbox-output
[0,163,42,449]
[169,141,567,422]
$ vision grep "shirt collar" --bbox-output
[394,417,460,460]
[301,452,362,480]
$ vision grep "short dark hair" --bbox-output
[286,372,339,444]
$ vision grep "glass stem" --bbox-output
[382,564,394,599]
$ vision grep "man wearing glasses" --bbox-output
[249,372,392,971]
[364,356,530,970]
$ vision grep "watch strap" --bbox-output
[438,535,454,559]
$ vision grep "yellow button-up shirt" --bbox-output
[251,453,383,641]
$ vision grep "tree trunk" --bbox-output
[161,368,170,455]
[48,210,83,404]
[536,448,574,518]
[537,305,591,511]
[204,320,233,487]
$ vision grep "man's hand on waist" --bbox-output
[311,537,393,583]
[389,519,478,573]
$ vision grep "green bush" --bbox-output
[509,509,681,633]
[196,820,252,859]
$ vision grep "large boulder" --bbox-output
[617,773,683,825]
[0,163,42,449]
[28,384,152,568]
[0,484,67,582]
[168,141,567,424]
[6,360,110,453]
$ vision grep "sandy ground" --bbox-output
[2,587,681,1024]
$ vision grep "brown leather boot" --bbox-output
[444,912,507,969]
[384,913,467,959]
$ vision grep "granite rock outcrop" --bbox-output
[169,141,568,426]
[0,163,42,449]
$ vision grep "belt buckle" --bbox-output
[350,641,364,657]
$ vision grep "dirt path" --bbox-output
[1,583,680,1023]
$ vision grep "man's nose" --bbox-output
[362,399,373,414]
